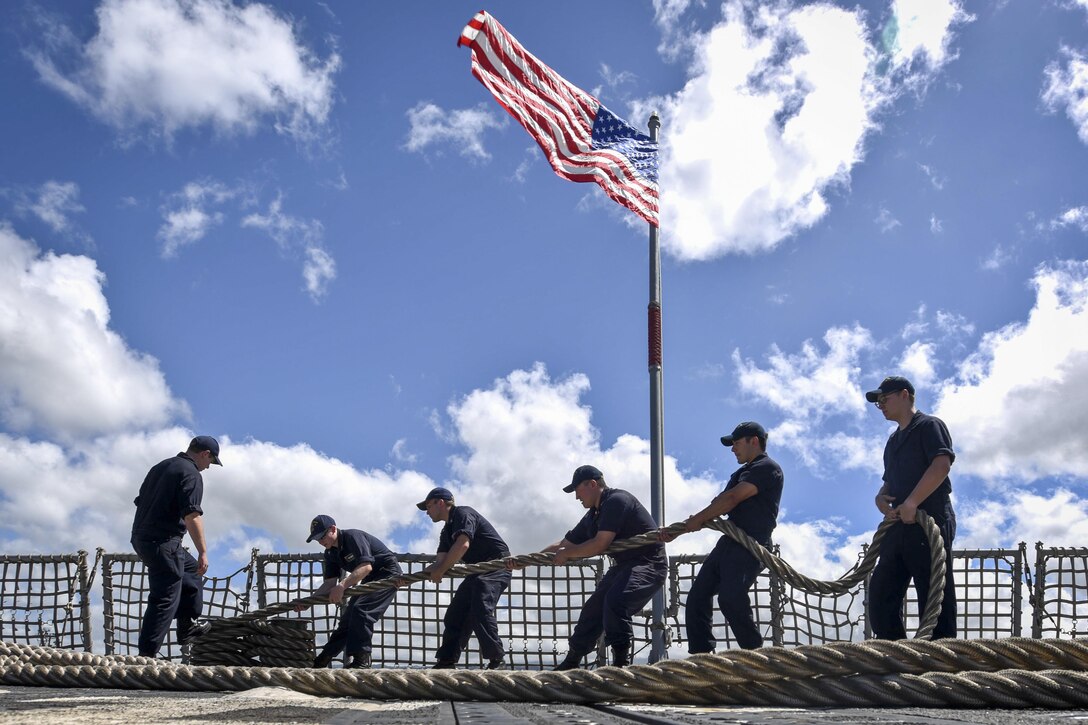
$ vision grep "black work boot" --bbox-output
[346,651,371,669]
[553,650,586,671]
[486,657,506,670]
[312,649,337,669]
[432,659,457,669]
[610,641,633,668]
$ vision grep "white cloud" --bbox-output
[1044,47,1088,146]
[157,180,239,257]
[935,261,1088,481]
[390,438,417,465]
[957,488,1088,549]
[918,162,946,190]
[0,224,185,441]
[650,2,881,260]
[900,303,929,339]
[1048,205,1088,233]
[403,102,505,161]
[302,246,336,301]
[929,214,942,233]
[981,244,1014,271]
[651,0,708,61]
[899,340,937,388]
[444,364,723,555]
[0,429,434,558]
[639,0,968,261]
[731,325,884,477]
[875,205,901,233]
[883,0,972,80]
[30,0,340,143]
[241,195,320,246]
[242,195,336,301]
[935,310,974,337]
[733,324,873,421]
[26,181,87,236]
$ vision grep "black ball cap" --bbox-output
[564,465,603,493]
[721,421,766,446]
[865,376,915,403]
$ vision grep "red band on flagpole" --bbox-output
[648,303,662,368]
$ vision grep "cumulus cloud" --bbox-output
[29,0,340,143]
[899,340,937,388]
[0,224,185,441]
[731,325,885,476]
[403,102,506,161]
[1044,47,1088,145]
[0,429,434,558]
[733,325,873,422]
[640,0,967,261]
[649,2,880,260]
[443,364,723,555]
[958,488,1088,549]
[157,180,240,257]
[935,261,1088,481]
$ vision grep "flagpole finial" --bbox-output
[648,112,660,134]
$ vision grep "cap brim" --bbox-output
[864,390,881,403]
[721,436,735,446]
[562,482,578,493]
[306,528,329,543]
[416,500,428,510]
[212,454,222,466]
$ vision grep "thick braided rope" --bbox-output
[222,512,945,642]
[5,638,1088,707]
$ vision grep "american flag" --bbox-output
[458,11,659,226]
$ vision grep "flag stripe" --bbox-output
[459,12,659,225]
[471,39,659,219]
[467,53,659,220]
[472,18,657,206]
[470,42,658,209]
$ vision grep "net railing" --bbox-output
[100,549,252,657]
[1030,544,1088,639]
[888,545,1026,640]
[0,552,91,651]
[255,552,607,669]
[6,540,1088,661]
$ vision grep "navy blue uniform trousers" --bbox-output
[131,536,203,657]
[436,569,511,662]
[320,586,397,657]
[686,537,765,652]
[869,508,957,639]
[568,558,667,653]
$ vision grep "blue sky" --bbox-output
[2,0,1088,580]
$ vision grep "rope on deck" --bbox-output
[5,638,1088,707]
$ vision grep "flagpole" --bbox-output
[647,112,666,664]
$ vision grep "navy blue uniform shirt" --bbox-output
[882,411,955,516]
[438,506,510,564]
[323,528,402,583]
[132,452,204,540]
[725,452,783,545]
[565,488,666,566]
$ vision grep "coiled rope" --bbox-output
[6,638,1088,707]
